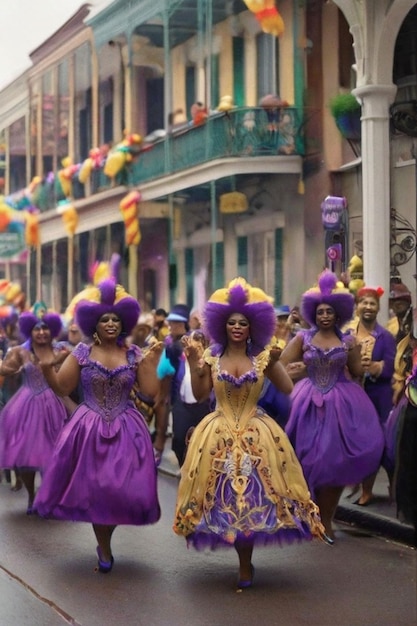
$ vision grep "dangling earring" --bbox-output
[93,332,101,345]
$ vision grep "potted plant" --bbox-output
[329,92,361,140]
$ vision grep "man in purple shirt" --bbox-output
[346,286,396,506]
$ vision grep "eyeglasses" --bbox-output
[227,320,249,328]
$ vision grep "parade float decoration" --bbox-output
[243,1,285,37]
[119,190,141,246]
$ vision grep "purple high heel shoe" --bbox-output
[95,546,114,573]
[237,565,255,590]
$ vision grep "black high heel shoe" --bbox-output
[237,565,255,590]
[95,546,114,573]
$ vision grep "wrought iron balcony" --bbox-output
[92,106,304,191]
[22,106,305,213]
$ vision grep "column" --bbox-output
[353,84,397,322]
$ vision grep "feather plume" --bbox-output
[99,279,116,305]
[318,269,337,295]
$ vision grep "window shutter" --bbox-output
[274,228,283,304]
[237,236,248,278]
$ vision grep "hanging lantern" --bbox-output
[219,192,248,214]
[243,1,284,37]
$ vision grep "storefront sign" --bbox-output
[0,231,25,260]
[321,195,346,230]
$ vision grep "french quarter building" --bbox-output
[0,1,416,319]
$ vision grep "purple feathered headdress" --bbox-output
[301,269,354,328]
[19,302,62,342]
[203,277,276,355]
[75,279,140,339]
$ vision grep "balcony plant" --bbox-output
[329,92,361,140]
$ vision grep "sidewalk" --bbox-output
[335,469,415,545]
[158,447,415,546]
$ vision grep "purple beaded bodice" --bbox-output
[21,361,50,395]
[73,343,140,421]
[302,331,349,393]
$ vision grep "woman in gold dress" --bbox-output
[173,278,325,590]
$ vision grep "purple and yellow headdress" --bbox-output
[75,279,139,339]
[203,277,276,355]
[19,301,62,341]
[301,270,354,328]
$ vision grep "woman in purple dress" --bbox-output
[0,305,68,513]
[280,270,385,541]
[34,280,161,573]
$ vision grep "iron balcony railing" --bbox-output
[25,106,306,212]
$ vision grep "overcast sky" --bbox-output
[0,0,92,90]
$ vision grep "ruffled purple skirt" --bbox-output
[285,378,385,497]
[35,404,160,525]
[0,385,67,470]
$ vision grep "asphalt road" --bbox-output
[0,473,415,626]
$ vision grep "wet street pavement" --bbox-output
[0,468,415,626]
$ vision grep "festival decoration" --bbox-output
[78,145,109,184]
[104,132,142,179]
[119,190,141,245]
[217,96,235,113]
[57,157,79,198]
[24,211,40,247]
[57,200,78,237]
[0,280,25,311]
[243,1,284,37]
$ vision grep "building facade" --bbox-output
[0,1,416,316]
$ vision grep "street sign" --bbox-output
[0,231,25,260]
[321,195,347,230]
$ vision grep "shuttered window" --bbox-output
[213,241,224,289]
[237,236,248,278]
[233,38,245,106]
[274,228,283,304]
[256,33,279,100]
[211,54,220,111]
[185,247,194,306]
